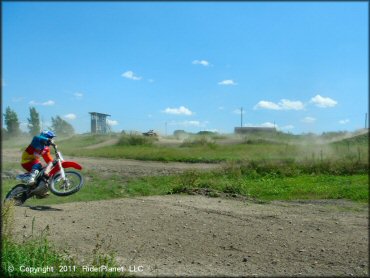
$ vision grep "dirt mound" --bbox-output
[83,138,120,149]
[13,195,368,277]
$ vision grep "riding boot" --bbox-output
[27,169,39,185]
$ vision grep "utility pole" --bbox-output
[165,121,168,136]
[365,113,368,129]
[240,107,243,128]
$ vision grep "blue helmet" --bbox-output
[40,130,56,139]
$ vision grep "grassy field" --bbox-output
[2,159,368,205]
[2,131,368,276]
[4,131,368,163]
[49,132,369,164]
[2,131,368,204]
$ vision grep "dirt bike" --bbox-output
[4,144,84,206]
[142,130,157,137]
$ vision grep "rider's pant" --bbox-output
[21,160,43,172]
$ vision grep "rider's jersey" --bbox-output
[21,135,53,164]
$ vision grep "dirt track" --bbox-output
[13,196,368,277]
[3,148,369,276]
[2,148,219,178]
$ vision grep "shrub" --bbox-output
[180,136,217,148]
[233,159,369,177]
[117,133,156,146]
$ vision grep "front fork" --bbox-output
[58,160,66,180]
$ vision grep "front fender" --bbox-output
[62,161,83,170]
[49,161,83,177]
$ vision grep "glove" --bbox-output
[48,139,56,146]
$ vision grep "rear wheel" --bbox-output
[49,171,84,196]
[5,184,29,206]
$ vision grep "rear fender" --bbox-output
[49,161,83,177]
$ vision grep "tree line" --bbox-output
[3,106,75,139]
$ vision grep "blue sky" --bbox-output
[2,1,368,135]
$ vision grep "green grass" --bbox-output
[130,171,368,203]
[2,132,368,204]
[116,133,157,146]
[3,161,368,205]
[51,133,368,164]
[1,202,123,277]
[3,131,367,277]
[332,132,369,145]
[1,170,127,206]
[6,132,367,164]
[57,142,368,164]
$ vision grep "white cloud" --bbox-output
[302,116,316,124]
[64,113,76,120]
[279,99,304,110]
[182,120,202,127]
[43,100,55,106]
[243,122,277,128]
[204,128,218,132]
[254,99,304,110]
[148,79,155,83]
[260,122,276,128]
[310,94,337,108]
[280,124,294,130]
[192,60,210,67]
[218,106,224,110]
[162,106,193,116]
[107,119,119,126]
[242,122,293,131]
[339,119,350,124]
[169,120,208,127]
[254,101,281,110]
[29,100,55,106]
[218,80,237,86]
[122,70,142,81]
[74,92,83,99]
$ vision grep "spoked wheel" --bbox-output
[5,184,29,206]
[49,171,84,196]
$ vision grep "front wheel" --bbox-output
[5,184,29,206]
[49,171,84,196]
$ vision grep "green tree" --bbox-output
[51,116,75,137]
[4,106,20,136]
[27,107,41,136]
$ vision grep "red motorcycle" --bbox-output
[5,144,84,206]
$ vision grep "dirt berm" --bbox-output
[13,195,368,277]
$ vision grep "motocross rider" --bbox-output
[21,130,56,186]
